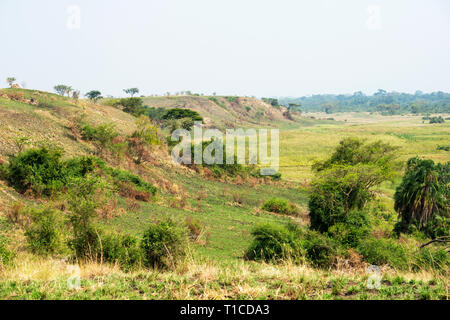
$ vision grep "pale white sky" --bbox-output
[1,0,449,97]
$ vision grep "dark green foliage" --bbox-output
[141,219,189,269]
[246,224,340,268]
[309,138,398,232]
[4,147,65,195]
[394,157,449,238]
[357,238,410,270]
[25,207,65,255]
[162,108,203,122]
[114,97,145,116]
[99,233,143,269]
[144,107,167,120]
[302,230,339,268]
[1,147,98,197]
[245,223,303,262]
[327,210,371,248]
[85,90,102,102]
[262,198,299,216]
[429,116,445,124]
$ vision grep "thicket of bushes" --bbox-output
[0,147,157,201]
[262,198,299,216]
[182,140,279,180]
[246,138,449,272]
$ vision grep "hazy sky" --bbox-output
[1,0,449,97]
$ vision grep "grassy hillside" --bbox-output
[0,89,448,300]
[142,95,301,129]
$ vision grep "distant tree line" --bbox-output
[279,90,450,114]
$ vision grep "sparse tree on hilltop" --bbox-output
[54,85,69,96]
[123,88,139,97]
[85,90,102,102]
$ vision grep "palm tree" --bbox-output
[394,157,448,230]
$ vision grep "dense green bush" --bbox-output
[141,218,189,269]
[25,207,65,255]
[262,198,299,215]
[245,223,303,262]
[4,147,65,196]
[1,147,99,197]
[302,230,340,268]
[357,238,410,270]
[327,210,371,248]
[99,232,143,269]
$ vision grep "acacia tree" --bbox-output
[54,85,69,96]
[6,77,16,87]
[394,157,449,238]
[85,90,102,102]
[123,88,139,97]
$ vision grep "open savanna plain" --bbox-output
[0,90,448,300]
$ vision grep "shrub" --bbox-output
[106,167,157,197]
[262,197,299,215]
[357,238,410,270]
[25,207,65,255]
[66,176,105,259]
[245,223,303,262]
[414,247,449,273]
[141,218,189,269]
[302,230,340,268]
[4,147,65,196]
[0,236,14,268]
[80,123,118,151]
[1,147,98,197]
[327,210,371,248]
[100,232,143,269]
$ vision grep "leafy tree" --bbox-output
[309,138,399,232]
[6,77,16,88]
[85,90,102,102]
[123,88,139,97]
[162,108,203,122]
[114,97,145,116]
[54,85,69,96]
[394,157,449,238]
